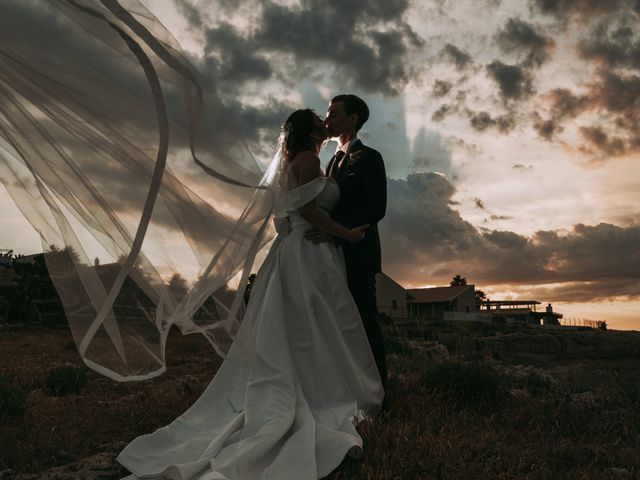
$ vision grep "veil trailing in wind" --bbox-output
[0,0,289,380]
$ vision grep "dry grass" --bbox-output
[0,326,220,478]
[1,325,639,479]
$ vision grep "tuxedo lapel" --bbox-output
[349,139,363,153]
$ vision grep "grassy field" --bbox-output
[1,323,639,479]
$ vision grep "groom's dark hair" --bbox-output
[331,94,369,132]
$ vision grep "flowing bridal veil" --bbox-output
[0,0,288,380]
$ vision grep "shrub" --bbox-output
[0,374,26,419]
[618,378,640,406]
[519,371,558,394]
[44,363,88,396]
[385,337,414,356]
[499,365,559,395]
[422,361,506,404]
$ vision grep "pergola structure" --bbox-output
[478,300,562,325]
[478,300,541,312]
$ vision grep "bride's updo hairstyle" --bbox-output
[281,109,324,161]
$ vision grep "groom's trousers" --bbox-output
[346,266,388,394]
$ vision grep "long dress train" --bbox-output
[117,176,384,479]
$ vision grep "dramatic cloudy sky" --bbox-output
[1,0,639,329]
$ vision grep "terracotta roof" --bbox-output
[407,285,474,303]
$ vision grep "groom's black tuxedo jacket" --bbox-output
[327,139,387,275]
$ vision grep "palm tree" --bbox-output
[475,289,487,303]
[168,273,189,299]
[450,274,467,286]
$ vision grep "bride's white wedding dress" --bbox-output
[117,175,384,480]
[0,4,383,476]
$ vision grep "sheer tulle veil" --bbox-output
[0,0,294,380]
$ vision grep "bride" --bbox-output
[0,1,383,478]
[116,109,384,479]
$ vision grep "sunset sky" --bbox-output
[1,0,639,329]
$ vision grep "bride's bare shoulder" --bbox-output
[290,151,323,184]
[291,151,320,168]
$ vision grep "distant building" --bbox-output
[478,300,563,325]
[376,273,565,325]
[407,284,476,320]
[376,273,476,320]
[376,273,408,318]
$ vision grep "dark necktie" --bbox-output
[329,150,345,179]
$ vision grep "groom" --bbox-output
[306,94,388,399]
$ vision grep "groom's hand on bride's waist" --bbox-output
[304,228,333,244]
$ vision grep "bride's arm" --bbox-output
[293,152,367,244]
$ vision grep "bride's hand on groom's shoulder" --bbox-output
[304,228,333,244]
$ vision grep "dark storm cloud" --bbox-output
[175,0,421,95]
[547,88,591,119]
[579,126,627,158]
[431,104,452,122]
[530,0,636,21]
[382,174,640,300]
[432,79,453,98]
[495,18,554,67]
[174,0,204,29]
[203,22,272,83]
[0,0,260,161]
[589,71,640,126]
[578,71,640,157]
[578,18,640,70]
[533,89,589,141]
[224,97,297,155]
[526,224,640,289]
[382,173,478,268]
[532,115,562,140]
[440,43,473,70]
[431,84,468,123]
[4,0,284,167]
[0,0,267,240]
[382,173,542,285]
[523,278,640,303]
[536,71,640,156]
[250,0,421,96]
[468,111,517,133]
[486,61,535,101]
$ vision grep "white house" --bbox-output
[376,273,476,320]
[376,272,408,318]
